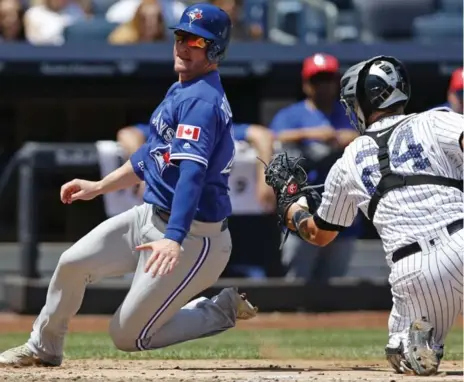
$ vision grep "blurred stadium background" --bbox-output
[0,0,462,314]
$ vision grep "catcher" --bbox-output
[265,55,463,377]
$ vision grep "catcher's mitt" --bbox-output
[260,152,322,248]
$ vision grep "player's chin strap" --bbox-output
[257,155,323,250]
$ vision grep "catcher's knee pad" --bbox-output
[385,343,412,374]
[406,317,440,376]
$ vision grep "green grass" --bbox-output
[0,329,462,360]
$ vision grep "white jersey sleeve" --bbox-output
[430,110,464,170]
[314,154,358,231]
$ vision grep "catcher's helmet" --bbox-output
[170,3,232,64]
[340,55,411,134]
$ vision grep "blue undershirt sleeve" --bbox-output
[164,159,207,244]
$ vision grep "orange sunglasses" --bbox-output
[174,32,208,49]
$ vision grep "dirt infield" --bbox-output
[0,312,462,381]
[0,311,462,332]
[1,359,463,382]
[0,311,399,332]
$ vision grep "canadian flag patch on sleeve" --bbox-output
[176,124,201,141]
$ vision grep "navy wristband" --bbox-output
[292,209,311,231]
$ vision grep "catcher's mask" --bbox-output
[340,55,410,134]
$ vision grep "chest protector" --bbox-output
[365,114,463,221]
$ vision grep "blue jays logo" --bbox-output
[187,8,203,25]
[150,144,171,175]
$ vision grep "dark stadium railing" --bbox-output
[0,41,461,76]
[0,143,99,278]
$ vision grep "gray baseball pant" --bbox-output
[26,203,235,365]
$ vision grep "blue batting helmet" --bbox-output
[170,3,232,63]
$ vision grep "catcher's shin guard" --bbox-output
[406,317,440,376]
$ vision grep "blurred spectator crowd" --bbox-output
[0,0,462,45]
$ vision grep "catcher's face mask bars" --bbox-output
[257,153,324,250]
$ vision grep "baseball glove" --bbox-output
[261,152,322,247]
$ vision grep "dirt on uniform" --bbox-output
[0,312,462,381]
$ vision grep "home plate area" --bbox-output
[0,312,462,381]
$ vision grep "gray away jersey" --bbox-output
[316,108,464,265]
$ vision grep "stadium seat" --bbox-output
[325,0,360,41]
[272,0,305,41]
[329,0,352,10]
[64,19,118,42]
[333,12,360,41]
[243,0,269,39]
[268,0,331,44]
[299,4,328,43]
[353,0,436,41]
[439,0,463,13]
[413,12,463,42]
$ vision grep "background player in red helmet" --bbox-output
[269,53,360,282]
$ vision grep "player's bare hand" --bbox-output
[256,181,275,213]
[137,239,181,277]
[60,179,102,204]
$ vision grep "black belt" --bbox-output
[153,206,228,232]
[392,219,463,263]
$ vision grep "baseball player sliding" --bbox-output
[264,56,463,376]
[0,3,257,367]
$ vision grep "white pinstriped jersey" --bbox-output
[316,108,464,265]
